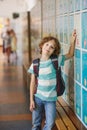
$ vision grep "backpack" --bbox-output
[33,55,65,96]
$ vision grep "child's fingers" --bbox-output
[73,29,76,36]
[70,30,77,43]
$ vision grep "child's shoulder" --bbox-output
[33,58,40,63]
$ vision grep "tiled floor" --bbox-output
[0,47,32,130]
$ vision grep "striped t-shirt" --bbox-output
[28,55,66,101]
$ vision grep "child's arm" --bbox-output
[65,29,77,59]
[29,74,36,112]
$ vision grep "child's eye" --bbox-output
[50,46,55,49]
[46,43,48,46]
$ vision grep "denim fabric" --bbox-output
[32,96,56,130]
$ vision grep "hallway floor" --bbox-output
[0,47,32,130]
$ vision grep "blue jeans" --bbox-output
[32,96,56,130]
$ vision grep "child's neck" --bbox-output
[40,55,49,61]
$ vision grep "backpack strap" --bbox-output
[50,55,58,70]
[33,58,40,77]
[50,55,65,96]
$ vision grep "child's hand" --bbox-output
[70,29,77,43]
[30,100,35,112]
[65,29,77,58]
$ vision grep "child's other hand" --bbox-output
[30,100,35,112]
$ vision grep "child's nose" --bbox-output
[48,46,50,49]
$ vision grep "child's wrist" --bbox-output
[70,37,75,44]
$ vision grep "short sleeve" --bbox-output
[27,63,34,74]
[58,55,67,66]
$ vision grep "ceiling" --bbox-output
[0,0,37,17]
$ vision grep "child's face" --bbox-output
[42,40,56,57]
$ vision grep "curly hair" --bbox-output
[39,36,61,55]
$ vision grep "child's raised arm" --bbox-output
[65,29,77,59]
